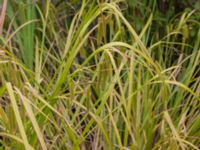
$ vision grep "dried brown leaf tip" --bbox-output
[0,0,7,35]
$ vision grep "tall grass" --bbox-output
[5,0,36,69]
[0,0,200,149]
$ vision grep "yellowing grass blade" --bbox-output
[163,111,186,149]
[5,82,33,150]
[0,132,24,144]
[15,88,47,150]
[151,80,200,101]
[139,13,153,39]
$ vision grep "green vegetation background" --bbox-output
[0,0,199,149]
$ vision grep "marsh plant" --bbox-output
[0,0,199,149]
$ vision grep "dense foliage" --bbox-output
[0,0,200,149]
